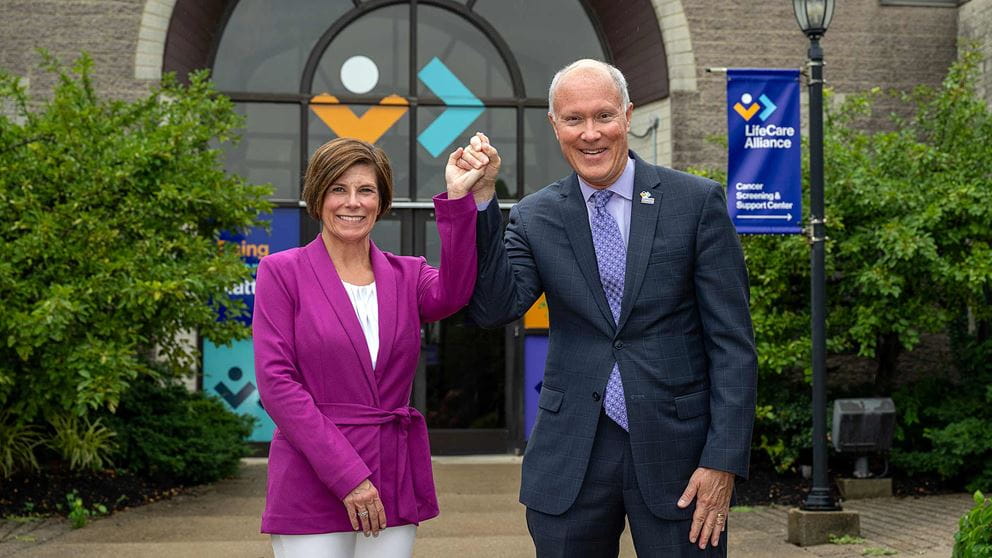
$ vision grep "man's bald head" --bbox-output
[548,59,630,118]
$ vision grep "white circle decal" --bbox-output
[741,93,753,105]
[341,55,379,94]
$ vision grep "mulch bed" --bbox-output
[734,454,957,507]
[0,469,187,518]
[735,461,815,507]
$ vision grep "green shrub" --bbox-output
[891,337,992,492]
[752,375,813,472]
[0,413,43,478]
[47,415,116,471]
[0,52,271,442]
[103,377,255,485]
[953,491,992,558]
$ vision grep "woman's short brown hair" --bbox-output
[302,138,394,221]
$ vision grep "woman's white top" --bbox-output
[341,281,379,369]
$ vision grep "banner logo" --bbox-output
[733,93,778,122]
[310,56,484,155]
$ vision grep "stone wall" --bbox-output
[960,0,992,106]
[0,0,152,101]
[628,97,673,168]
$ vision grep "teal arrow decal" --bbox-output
[417,57,485,157]
[758,94,777,122]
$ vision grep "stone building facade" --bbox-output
[0,1,980,171]
[1,1,155,102]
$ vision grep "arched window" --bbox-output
[211,0,608,205]
[208,0,609,450]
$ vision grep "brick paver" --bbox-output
[730,493,971,557]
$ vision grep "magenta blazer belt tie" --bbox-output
[316,403,435,525]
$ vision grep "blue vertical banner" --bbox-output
[203,208,299,442]
[727,69,802,234]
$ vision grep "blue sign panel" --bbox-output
[727,69,802,234]
[215,208,300,325]
[204,208,300,441]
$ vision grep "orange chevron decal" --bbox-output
[310,94,409,144]
[733,102,760,121]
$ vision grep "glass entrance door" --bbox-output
[412,209,519,454]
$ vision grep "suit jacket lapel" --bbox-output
[558,175,617,332]
[617,155,663,332]
[369,241,396,379]
[303,236,378,402]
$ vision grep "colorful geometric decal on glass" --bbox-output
[310,93,409,144]
[309,56,484,156]
[416,57,485,157]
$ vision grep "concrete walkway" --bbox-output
[0,458,971,557]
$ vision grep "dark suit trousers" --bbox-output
[526,412,728,557]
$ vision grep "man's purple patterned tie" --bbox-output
[590,190,628,431]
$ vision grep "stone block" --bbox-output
[836,478,893,500]
[786,508,860,547]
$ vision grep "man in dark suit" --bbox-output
[452,59,757,556]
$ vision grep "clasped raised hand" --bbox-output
[444,132,501,204]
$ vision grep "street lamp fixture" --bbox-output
[792,0,840,512]
[793,0,835,39]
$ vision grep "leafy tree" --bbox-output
[0,53,271,472]
[695,48,992,472]
[741,48,992,392]
[824,47,992,392]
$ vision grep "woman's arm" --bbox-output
[416,193,478,322]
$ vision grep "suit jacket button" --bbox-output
[614,341,624,349]
[592,391,601,401]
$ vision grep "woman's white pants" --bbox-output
[271,525,417,558]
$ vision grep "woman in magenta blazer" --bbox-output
[253,137,497,557]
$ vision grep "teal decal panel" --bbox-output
[203,338,275,442]
[416,57,484,157]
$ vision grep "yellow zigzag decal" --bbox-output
[310,94,409,144]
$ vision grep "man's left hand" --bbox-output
[677,467,734,549]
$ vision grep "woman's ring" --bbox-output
[358,510,369,518]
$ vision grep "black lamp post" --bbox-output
[793,0,840,512]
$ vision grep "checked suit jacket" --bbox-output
[469,152,758,520]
